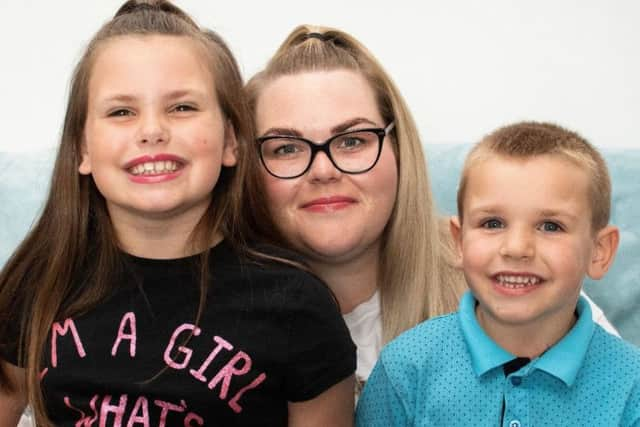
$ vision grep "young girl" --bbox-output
[0,2,355,426]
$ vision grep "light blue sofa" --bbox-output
[1,146,638,346]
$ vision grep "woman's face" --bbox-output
[255,70,398,265]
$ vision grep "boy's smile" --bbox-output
[451,154,613,356]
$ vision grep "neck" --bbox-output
[476,305,577,358]
[307,245,380,314]
[109,204,218,259]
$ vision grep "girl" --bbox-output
[0,4,355,426]
[245,25,618,397]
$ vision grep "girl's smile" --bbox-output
[125,153,186,183]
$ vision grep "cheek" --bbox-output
[460,232,496,269]
[262,173,296,217]
[365,146,398,205]
[546,239,592,277]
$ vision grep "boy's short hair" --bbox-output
[456,121,611,231]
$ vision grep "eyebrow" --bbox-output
[99,89,206,105]
[260,117,380,138]
[538,209,578,221]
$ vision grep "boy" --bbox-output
[356,122,640,426]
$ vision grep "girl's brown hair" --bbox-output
[245,25,466,343]
[0,1,274,424]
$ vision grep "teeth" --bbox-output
[129,161,179,176]
[496,274,541,288]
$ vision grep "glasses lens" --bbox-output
[330,130,380,172]
[260,138,311,178]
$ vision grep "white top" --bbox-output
[343,289,619,385]
[343,290,382,392]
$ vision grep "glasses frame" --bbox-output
[257,122,395,179]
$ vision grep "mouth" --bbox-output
[124,155,185,177]
[128,160,182,176]
[301,196,356,211]
[493,273,543,289]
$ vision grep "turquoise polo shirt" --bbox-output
[356,292,640,427]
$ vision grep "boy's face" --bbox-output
[451,154,617,335]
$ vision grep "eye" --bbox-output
[261,138,309,158]
[274,143,302,155]
[339,136,365,149]
[172,104,197,113]
[334,131,377,152]
[482,218,504,229]
[539,221,563,232]
[108,108,133,117]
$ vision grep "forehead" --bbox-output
[89,35,214,96]
[255,69,382,137]
[464,154,591,214]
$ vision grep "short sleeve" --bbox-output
[283,272,356,402]
[356,356,410,426]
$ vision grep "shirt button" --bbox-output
[511,376,522,386]
[509,420,521,427]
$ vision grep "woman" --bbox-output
[245,25,617,395]
[245,27,464,394]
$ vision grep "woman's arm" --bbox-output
[288,375,354,427]
[0,360,28,427]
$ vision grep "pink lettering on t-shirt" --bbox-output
[184,412,204,426]
[189,335,233,382]
[126,396,150,427]
[207,351,252,398]
[154,399,186,427]
[164,323,202,369]
[51,318,87,368]
[112,312,137,358]
[228,373,267,414]
[64,395,99,426]
[100,394,127,427]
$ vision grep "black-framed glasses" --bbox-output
[257,122,395,179]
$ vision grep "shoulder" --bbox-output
[586,326,640,376]
[217,241,339,311]
[380,312,462,366]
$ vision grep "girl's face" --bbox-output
[255,70,398,265]
[80,35,237,227]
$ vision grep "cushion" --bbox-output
[1,146,638,346]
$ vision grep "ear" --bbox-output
[221,121,238,167]
[78,139,92,175]
[449,216,464,268]
[586,225,620,280]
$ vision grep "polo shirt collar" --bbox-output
[459,291,595,387]
[458,291,514,376]
[534,295,594,386]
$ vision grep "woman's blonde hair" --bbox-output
[245,25,465,343]
[0,1,274,424]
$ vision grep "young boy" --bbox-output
[356,122,640,426]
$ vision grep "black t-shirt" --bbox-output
[6,240,355,426]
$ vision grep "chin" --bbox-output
[301,238,371,264]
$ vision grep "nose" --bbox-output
[137,110,169,145]
[307,151,342,182]
[499,226,535,260]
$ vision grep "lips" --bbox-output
[124,154,185,176]
[301,196,356,211]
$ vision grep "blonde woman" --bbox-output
[245,25,618,395]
